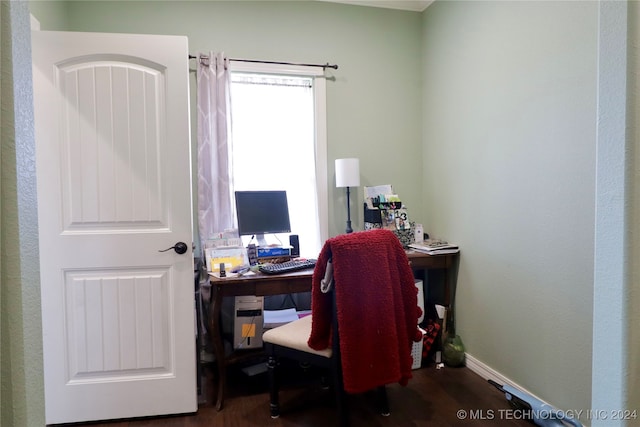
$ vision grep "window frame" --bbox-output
[228,61,329,247]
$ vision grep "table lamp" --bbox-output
[335,158,360,234]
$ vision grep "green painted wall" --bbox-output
[422,0,597,417]
[28,0,68,29]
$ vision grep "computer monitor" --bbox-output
[235,190,291,247]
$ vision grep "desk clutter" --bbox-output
[204,230,309,278]
[363,184,417,247]
[363,184,461,257]
[203,231,247,274]
[409,239,460,255]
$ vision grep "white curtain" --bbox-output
[197,52,234,250]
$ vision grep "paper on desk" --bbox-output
[208,271,255,279]
[264,308,299,329]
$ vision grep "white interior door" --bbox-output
[32,30,196,424]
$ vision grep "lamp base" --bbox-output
[345,186,353,234]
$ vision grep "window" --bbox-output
[229,62,328,257]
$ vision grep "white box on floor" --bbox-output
[415,279,424,323]
[412,327,426,369]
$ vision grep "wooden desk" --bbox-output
[405,250,458,307]
[207,251,458,411]
[208,270,313,411]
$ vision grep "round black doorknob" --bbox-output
[173,242,188,254]
[159,242,188,254]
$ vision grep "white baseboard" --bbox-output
[464,353,588,427]
[464,352,547,404]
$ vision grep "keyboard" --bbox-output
[259,259,317,275]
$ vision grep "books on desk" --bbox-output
[408,239,459,255]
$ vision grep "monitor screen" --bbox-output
[235,190,291,239]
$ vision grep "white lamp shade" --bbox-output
[335,158,360,187]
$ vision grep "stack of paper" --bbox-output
[263,308,299,329]
[408,239,459,255]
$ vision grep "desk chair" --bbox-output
[263,229,422,426]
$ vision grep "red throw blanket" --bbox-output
[307,229,422,393]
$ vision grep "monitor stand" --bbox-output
[255,233,269,247]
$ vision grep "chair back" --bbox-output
[308,229,420,394]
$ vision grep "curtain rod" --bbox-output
[188,54,338,70]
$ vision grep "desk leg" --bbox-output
[209,286,226,411]
[444,269,450,308]
[444,269,453,332]
[443,255,460,333]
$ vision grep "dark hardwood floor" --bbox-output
[65,360,535,427]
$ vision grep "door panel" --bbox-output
[59,57,166,228]
[65,269,170,379]
[32,31,196,424]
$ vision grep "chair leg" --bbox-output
[320,374,330,390]
[377,386,390,417]
[333,365,349,427]
[267,355,280,418]
[335,385,349,427]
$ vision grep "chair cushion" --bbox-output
[263,315,332,358]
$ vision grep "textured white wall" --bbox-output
[1,0,44,426]
[591,2,628,425]
[629,2,640,420]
